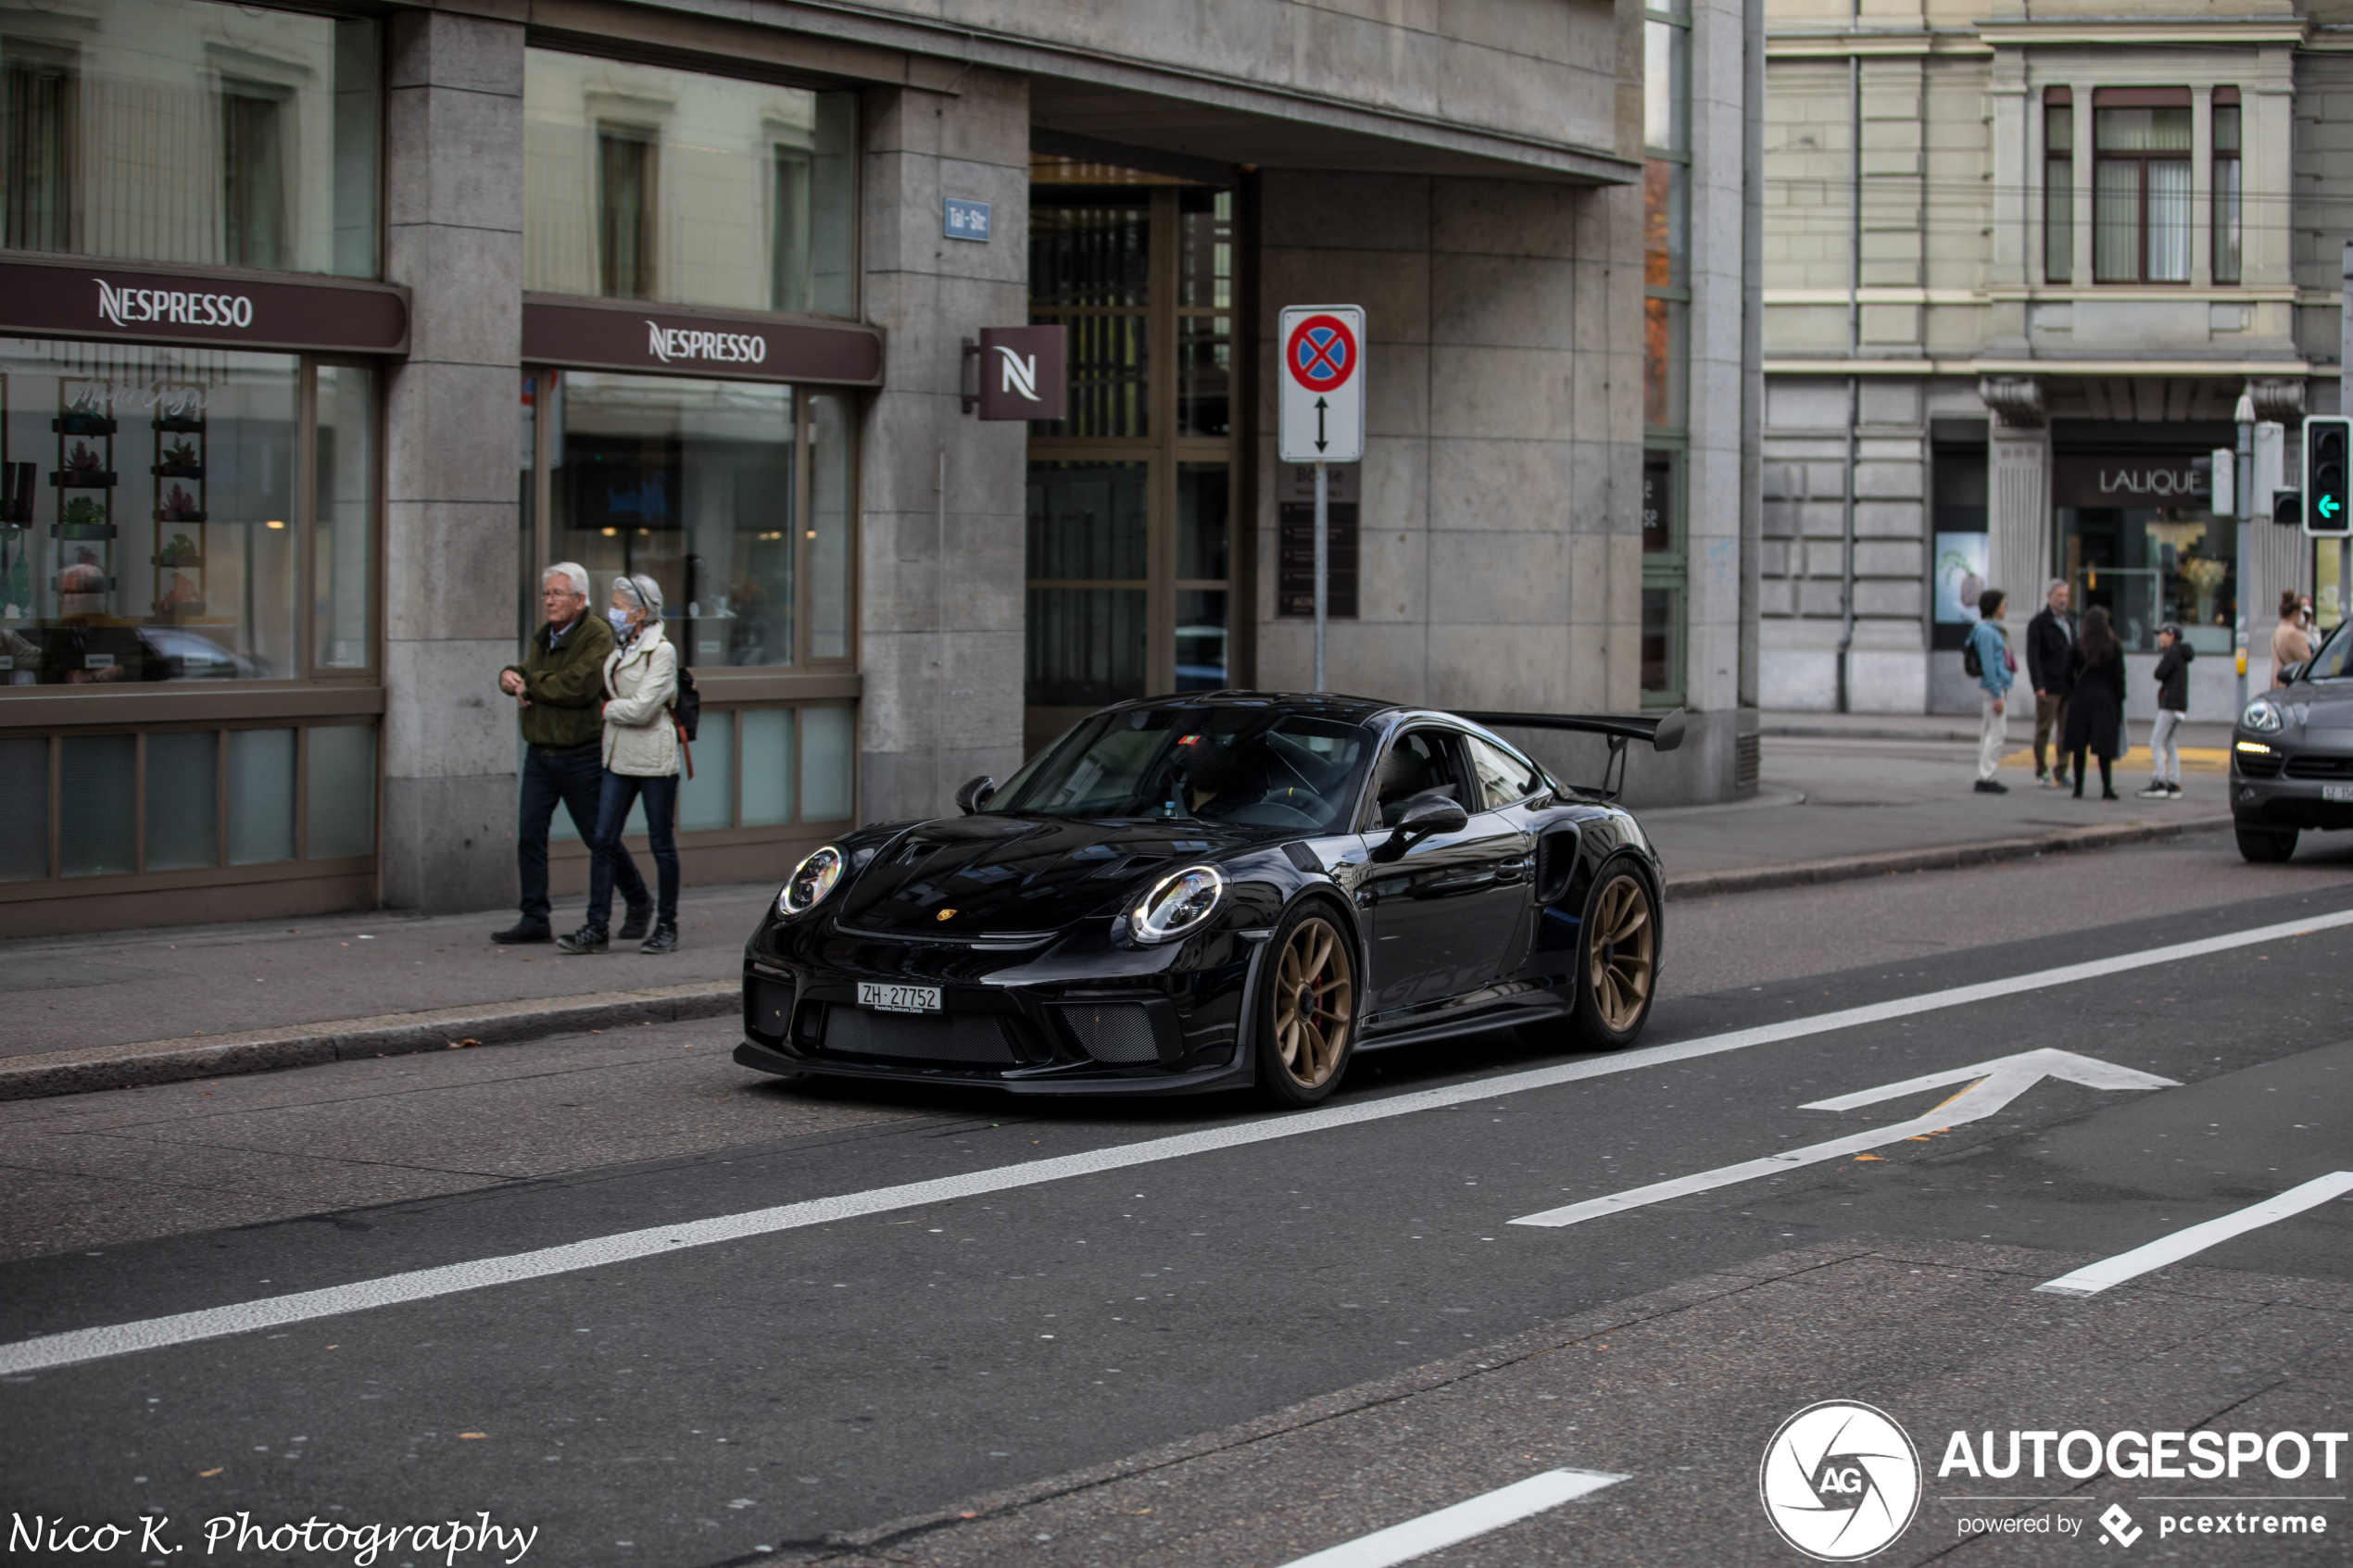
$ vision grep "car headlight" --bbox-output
[1127,864,1224,943]
[777,846,846,917]
[2242,700,2284,733]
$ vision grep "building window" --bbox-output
[2043,90,2072,284]
[1643,1,1691,433]
[0,338,373,684]
[545,700,854,847]
[541,369,853,670]
[0,2,378,278]
[2212,89,2241,286]
[2093,89,2192,284]
[525,50,859,317]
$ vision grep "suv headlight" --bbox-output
[2242,700,2284,734]
[778,846,846,917]
[1127,864,1224,943]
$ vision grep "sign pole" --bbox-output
[1314,460,1328,691]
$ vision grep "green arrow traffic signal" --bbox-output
[2305,417,2353,536]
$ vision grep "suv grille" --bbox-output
[2283,754,2353,780]
[2234,751,2284,779]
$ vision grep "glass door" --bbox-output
[1025,169,1237,756]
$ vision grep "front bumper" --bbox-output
[2229,735,2353,830]
[733,917,1258,1094]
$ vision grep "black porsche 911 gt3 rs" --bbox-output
[733,692,1681,1107]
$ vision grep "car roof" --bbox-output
[1102,690,1403,726]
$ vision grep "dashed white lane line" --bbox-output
[2,905,2348,1376]
[2034,1171,2353,1296]
[1272,1469,1629,1568]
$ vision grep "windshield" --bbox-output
[991,708,1372,833]
[2302,620,2353,682]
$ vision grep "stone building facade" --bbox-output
[0,0,1760,937]
[1762,0,2353,721]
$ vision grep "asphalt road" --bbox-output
[2,836,2349,1567]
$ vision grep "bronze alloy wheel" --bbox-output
[1586,873,1655,1034]
[1273,915,1353,1090]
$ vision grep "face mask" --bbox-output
[608,608,633,635]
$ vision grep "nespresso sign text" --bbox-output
[0,256,408,354]
[646,322,768,366]
[96,280,255,330]
[522,295,883,386]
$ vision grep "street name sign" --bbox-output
[1277,305,1365,464]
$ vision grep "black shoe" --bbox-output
[617,899,653,942]
[1973,779,2007,794]
[555,924,610,955]
[638,923,678,955]
[492,920,552,945]
[2101,789,2120,802]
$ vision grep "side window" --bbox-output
[1370,729,1461,826]
[1463,734,1543,810]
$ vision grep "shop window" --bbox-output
[1641,449,1686,707]
[524,50,858,318]
[2043,91,2072,285]
[546,701,852,845]
[545,370,851,670]
[1642,2,1691,436]
[2056,452,2234,654]
[0,338,377,684]
[0,734,40,879]
[2093,91,2192,284]
[2212,90,2241,286]
[0,1,379,278]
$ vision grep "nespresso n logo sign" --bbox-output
[646,321,768,366]
[96,278,255,330]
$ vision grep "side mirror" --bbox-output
[2278,662,2305,687]
[953,775,996,815]
[1372,791,1469,861]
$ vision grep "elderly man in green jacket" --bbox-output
[492,563,650,944]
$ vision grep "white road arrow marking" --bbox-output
[2033,1171,2353,1297]
[1508,1049,2177,1229]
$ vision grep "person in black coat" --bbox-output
[2138,622,2195,799]
[2062,605,2126,801]
[2024,580,2076,788]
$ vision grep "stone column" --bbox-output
[855,72,1030,822]
[379,14,525,912]
[1982,376,2050,621]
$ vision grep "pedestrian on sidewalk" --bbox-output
[2025,579,2075,791]
[2138,622,2194,799]
[2272,590,2315,675]
[2063,604,2126,801]
[495,563,650,946]
[560,573,682,955]
[1968,588,2014,795]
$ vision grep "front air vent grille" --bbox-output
[1056,1002,1161,1064]
[745,975,796,1043]
[2235,752,2284,779]
[818,1006,1020,1065]
[2283,754,2353,780]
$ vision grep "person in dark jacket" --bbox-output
[2137,622,2195,799]
[2024,579,2076,789]
[492,563,650,945]
[2062,604,2127,801]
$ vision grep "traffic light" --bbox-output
[2305,416,2352,536]
[2275,489,2304,528]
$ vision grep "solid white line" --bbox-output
[1272,1469,1628,1568]
[1511,1049,2177,1228]
[3,905,2348,1375]
[2033,1171,2353,1297]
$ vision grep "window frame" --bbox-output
[2091,88,2195,286]
[2211,87,2242,287]
[1642,3,1692,438]
[2043,88,2073,286]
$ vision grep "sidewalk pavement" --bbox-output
[0,714,2253,1102]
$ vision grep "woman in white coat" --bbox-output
[559,573,682,954]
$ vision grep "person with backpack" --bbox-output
[560,572,685,955]
[2062,604,2127,802]
[2137,621,2195,798]
[1966,587,2015,794]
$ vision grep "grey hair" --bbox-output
[2045,578,2070,600]
[612,572,663,617]
[543,561,590,601]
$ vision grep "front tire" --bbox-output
[2235,824,2297,863]
[1568,862,1658,1051]
[1252,904,1357,1109]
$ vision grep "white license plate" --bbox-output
[2324,784,2353,803]
[859,982,941,1014]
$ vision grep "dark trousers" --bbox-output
[518,744,645,924]
[588,770,679,931]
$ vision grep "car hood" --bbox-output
[2295,691,2353,730]
[836,815,1270,940]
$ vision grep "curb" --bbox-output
[0,981,736,1103]
[0,815,2237,1102]
[1663,813,2233,900]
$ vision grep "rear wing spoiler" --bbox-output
[1453,708,1685,802]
